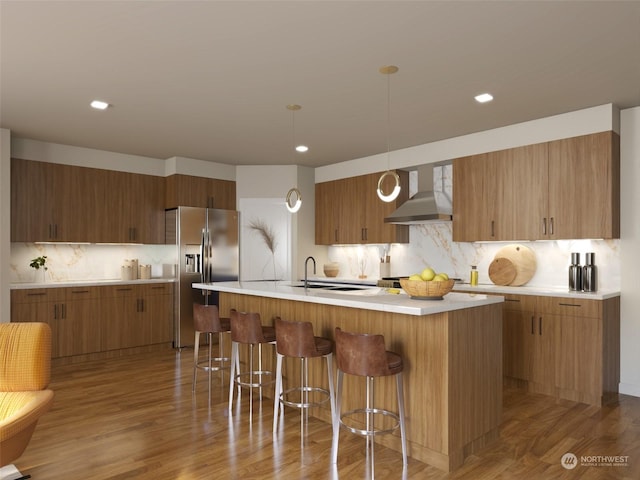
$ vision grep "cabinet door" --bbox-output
[11,159,55,241]
[11,288,65,357]
[510,143,549,240]
[502,296,534,380]
[453,154,497,241]
[57,287,101,357]
[314,181,337,245]
[529,314,557,390]
[143,284,173,345]
[100,286,139,350]
[131,174,165,244]
[165,174,236,210]
[548,131,620,239]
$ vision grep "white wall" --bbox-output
[620,106,640,397]
[0,129,11,323]
[316,103,619,182]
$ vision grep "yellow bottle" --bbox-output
[470,265,478,286]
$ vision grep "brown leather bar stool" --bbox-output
[228,310,276,416]
[272,317,336,436]
[192,304,231,403]
[331,327,407,470]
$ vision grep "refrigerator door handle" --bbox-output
[200,227,206,283]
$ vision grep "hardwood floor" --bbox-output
[15,349,640,479]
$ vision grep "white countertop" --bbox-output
[192,280,503,316]
[11,278,176,290]
[452,283,620,300]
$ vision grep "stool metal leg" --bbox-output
[396,372,408,467]
[192,331,201,393]
[330,369,343,464]
[228,341,239,411]
[272,352,284,432]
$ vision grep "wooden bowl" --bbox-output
[399,278,455,300]
[323,263,339,278]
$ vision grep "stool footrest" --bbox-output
[339,407,400,437]
[234,370,275,389]
[280,386,331,410]
[196,358,230,373]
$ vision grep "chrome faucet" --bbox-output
[304,256,316,290]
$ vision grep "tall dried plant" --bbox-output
[249,219,278,280]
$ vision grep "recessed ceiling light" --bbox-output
[295,145,309,153]
[474,93,494,103]
[90,100,110,110]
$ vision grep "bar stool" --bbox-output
[331,327,407,470]
[228,310,277,416]
[272,317,336,436]
[192,304,231,403]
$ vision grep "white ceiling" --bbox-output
[1,1,639,168]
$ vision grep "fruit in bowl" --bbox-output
[400,267,454,299]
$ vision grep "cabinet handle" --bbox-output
[334,229,338,243]
[558,302,581,308]
[491,220,495,237]
[70,289,90,295]
[55,224,58,238]
[542,217,547,235]
[27,292,47,297]
[49,224,53,239]
[539,317,542,336]
[62,303,66,319]
[116,287,133,291]
[531,316,535,335]
[505,298,520,303]
[550,217,554,235]
[208,196,215,208]
[53,304,58,320]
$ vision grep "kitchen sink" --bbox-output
[291,284,367,292]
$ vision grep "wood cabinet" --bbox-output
[11,287,101,358]
[494,292,619,406]
[165,174,236,210]
[11,158,166,244]
[453,131,619,241]
[100,283,173,351]
[11,282,174,359]
[315,171,409,245]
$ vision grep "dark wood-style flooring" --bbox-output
[14,349,640,479]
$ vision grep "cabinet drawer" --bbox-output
[100,285,139,298]
[63,286,100,300]
[537,296,601,318]
[502,294,536,312]
[141,283,173,295]
[11,288,64,304]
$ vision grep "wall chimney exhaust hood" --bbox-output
[384,164,453,225]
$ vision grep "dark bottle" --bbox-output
[568,252,582,291]
[583,252,597,292]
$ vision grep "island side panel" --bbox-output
[219,292,501,472]
[448,303,503,464]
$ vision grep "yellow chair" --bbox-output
[0,322,55,468]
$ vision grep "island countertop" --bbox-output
[192,280,503,316]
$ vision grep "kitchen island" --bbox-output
[193,280,504,472]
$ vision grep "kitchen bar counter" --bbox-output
[453,282,620,300]
[11,278,176,290]
[195,280,503,472]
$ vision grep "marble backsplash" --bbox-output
[10,243,178,283]
[327,223,620,290]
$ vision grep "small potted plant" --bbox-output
[29,255,48,283]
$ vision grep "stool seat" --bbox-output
[386,352,403,374]
[314,337,333,356]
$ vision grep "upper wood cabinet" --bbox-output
[453,131,619,241]
[315,171,409,245]
[165,174,236,210]
[11,159,165,244]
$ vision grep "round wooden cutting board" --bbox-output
[490,244,537,286]
[488,257,517,286]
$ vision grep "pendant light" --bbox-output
[377,65,401,203]
[285,104,303,213]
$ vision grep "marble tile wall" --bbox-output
[327,222,620,290]
[10,243,177,284]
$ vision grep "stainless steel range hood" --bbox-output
[384,164,453,225]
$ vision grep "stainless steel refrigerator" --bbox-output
[166,207,239,348]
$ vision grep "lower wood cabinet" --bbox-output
[11,282,174,359]
[500,293,619,406]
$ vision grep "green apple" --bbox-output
[408,274,422,281]
[420,267,436,281]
